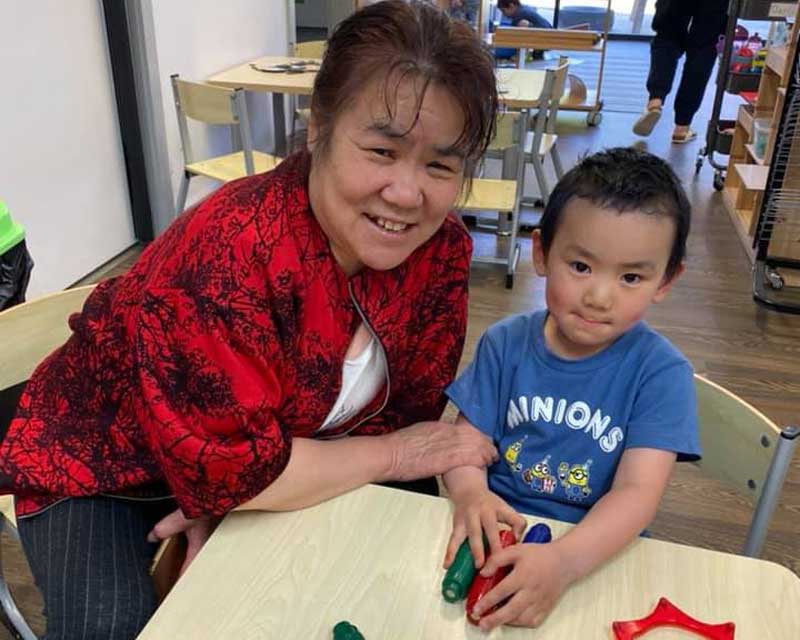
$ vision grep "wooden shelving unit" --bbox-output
[722,6,800,261]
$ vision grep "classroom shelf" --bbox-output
[721,5,800,262]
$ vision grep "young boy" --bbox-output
[442,147,701,631]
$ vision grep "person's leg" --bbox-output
[672,0,728,134]
[634,0,691,135]
[18,496,176,640]
[646,0,691,104]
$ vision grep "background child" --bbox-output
[442,147,701,631]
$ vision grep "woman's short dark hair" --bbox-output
[309,0,498,180]
[538,147,691,281]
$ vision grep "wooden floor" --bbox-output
[2,109,799,638]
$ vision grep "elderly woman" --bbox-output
[0,1,499,638]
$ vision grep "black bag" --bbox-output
[0,239,34,311]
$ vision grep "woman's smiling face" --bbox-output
[307,77,466,276]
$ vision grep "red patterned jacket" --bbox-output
[0,151,471,518]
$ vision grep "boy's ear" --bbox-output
[652,261,684,303]
[531,230,548,277]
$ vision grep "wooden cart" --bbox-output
[481,0,612,126]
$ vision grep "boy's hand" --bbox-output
[443,487,526,570]
[472,542,572,631]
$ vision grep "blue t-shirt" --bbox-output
[511,5,553,28]
[446,311,701,524]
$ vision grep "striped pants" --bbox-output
[18,496,176,640]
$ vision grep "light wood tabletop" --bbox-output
[0,285,94,390]
[207,56,320,96]
[139,484,800,639]
[207,57,544,157]
[496,68,545,110]
[208,58,544,108]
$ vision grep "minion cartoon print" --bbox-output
[522,454,556,494]
[558,459,593,501]
[504,436,527,473]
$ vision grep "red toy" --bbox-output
[612,597,735,639]
[465,529,517,625]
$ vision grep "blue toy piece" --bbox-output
[522,523,552,544]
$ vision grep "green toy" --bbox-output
[332,620,365,640]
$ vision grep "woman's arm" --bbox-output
[148,420,497,546]
[239,420,497,511]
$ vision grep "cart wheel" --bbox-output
[586,111,602,126]
[713,172,725,191]
[505,273,514,289]
[766,268,784,290]
[695,156,703,174]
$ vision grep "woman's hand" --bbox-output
[382,421,498,482]
[443,485,526,570]
[471,542,572,631]
[147,508,221,576]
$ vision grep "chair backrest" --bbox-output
[0,285,96,391]
[529,57,568,143]
[170,74,255,173]
[293,40,326,60]
[487,111,522,152]
[693,374,798,556]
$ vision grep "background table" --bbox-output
[208,56,319,157]
[139,484,800,639]
[208,59,546,157]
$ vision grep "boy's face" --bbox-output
[532,197,682,360]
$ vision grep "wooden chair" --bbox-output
[171,74,282,216]
[694,374,799,557]
[290,40,326,139]
[521,57,569,206]
[458,108,531,289]
[484,59,568,211]
[0,285,96,640]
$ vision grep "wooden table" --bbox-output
[496,68,544,110]
[139,484,800,639]
[208,56,319,157]
[207,58,546,155]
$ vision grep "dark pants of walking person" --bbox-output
[647,0,728,127]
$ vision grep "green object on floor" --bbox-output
[333,620,365,640]
[0,201,25,256]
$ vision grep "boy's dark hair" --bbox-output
[497,0,521,8]
[538,147,691,281]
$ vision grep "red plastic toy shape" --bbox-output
[612,597,735,640]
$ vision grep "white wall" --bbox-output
[0,0,136,297]
[296,0,354,30]
[140,0,290,234]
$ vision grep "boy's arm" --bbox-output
[474,446,676,630]
[550,447,676,584]
[443,415,526,568]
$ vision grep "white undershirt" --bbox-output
[317,331,387,432]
